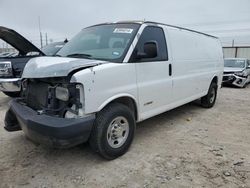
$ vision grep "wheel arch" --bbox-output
[98,94,139,121]
[211,76,218,85]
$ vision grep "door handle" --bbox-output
[169,64,172,76]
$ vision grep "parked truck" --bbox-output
[0,26,66,97]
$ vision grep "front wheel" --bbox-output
[89,103,135,160]
[201,82,217,108]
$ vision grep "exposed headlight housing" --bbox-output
[0,61,12,77]
[55,86,69,101]
[64,84,86,118]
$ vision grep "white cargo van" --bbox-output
[5,21,224,159]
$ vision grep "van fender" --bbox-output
[206,74,219,92]
[97,93,138,112]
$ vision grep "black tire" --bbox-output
[3,91,20,98]
[89,103,136,160]
[4,109,21,131]
[201,82,217,108]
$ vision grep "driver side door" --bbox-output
[129,26,173,121]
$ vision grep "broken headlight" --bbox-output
[55,86,69,101]
[0,61,12,77]
[235,71,246,77]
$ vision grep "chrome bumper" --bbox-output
[0,78,21,92]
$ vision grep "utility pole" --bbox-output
[45,33,48,45]
[38,16,43,48]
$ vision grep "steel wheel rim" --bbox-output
[210,88,215,103]
[107,116,129,148]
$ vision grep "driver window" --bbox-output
[129,26,168,62]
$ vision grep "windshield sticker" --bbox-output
[113,28,133,34]
[236,60,245,63]
[112,51,120,56]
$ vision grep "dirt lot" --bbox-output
[0,86,250,188]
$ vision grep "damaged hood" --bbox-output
[22,57,106,78]
[224,67,244,73]
[0,26,44,55]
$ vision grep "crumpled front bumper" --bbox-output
[4,99,95,148]
[0,78,21,92]
[222,74,248,87]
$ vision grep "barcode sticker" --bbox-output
[113,28,133,34]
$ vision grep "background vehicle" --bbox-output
[0,26,45,97]
[5,21,224,159]
[41,40,67,56]
[223,58,250,87]
[0,26,66,97]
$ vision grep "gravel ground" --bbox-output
[0,85,250,188]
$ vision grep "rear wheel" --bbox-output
[89,103,135,160]
[3,91,20,98]
[201,82,217,108]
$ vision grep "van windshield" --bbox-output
[57,23,140,63]
[224,59,246,68]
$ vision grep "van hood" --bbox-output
[0,26,44,55]
[22,57,106,78]
[224,67,244,73]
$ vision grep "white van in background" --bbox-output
[5,21,224,159]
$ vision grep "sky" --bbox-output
[0,0,250,48]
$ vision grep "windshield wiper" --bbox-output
[66,53,92,59]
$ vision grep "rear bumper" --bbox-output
[0,78,21,92]
[5,99,95,148]
[222,74,248,87]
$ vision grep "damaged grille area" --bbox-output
[21,78,82,117]
[25,81,49,110]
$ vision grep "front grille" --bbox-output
[22,78,80,117]
[25,81,49,110]
[223,72,235,75]
[223,75,235,82]
[223,76,229,81]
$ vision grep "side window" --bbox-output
[129,26,168,62]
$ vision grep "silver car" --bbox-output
[223,58,250,88]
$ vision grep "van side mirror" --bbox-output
[136,41,158,59]
[247,65,250,69]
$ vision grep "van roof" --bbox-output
[89,20,218,39]
[224,58,248,61]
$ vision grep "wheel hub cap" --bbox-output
[107,116,129,148]
[210,88,215,103]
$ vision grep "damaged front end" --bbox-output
[222,72,249,88]
[4,57,102,148]
[5,76,95,148]
[21,77,85,118]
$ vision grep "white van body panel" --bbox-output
[71,63,139,117]
[70,23,224,122]
[166,26,223,102]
